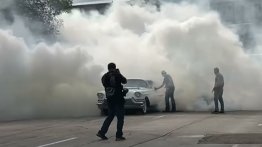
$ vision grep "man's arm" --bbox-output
[116,69,127,84]
[212,77,217,92]
[101,74,107,87]
[120,74,127,84]
[155,79,165,90]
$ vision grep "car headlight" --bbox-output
[134,92,142,98]
[97,93,104,99]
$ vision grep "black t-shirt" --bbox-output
[102,70,127,89]
[102,70,127,103]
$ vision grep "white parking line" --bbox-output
[178,135,205,138]
[232,144,239,147]
[37,137,77,147]
[258,124,262,126]
[154,115,165,119]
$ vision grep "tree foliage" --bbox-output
[15,0,73,36]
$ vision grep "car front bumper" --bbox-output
[97,98,145,110]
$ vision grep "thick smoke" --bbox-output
[0,0,262,120]
[61,1,262,111]
[0,30,103,120]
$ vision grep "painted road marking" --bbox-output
[154,115,165,119]
[179,135,205,138]
[232,144,239,147]
[258,124,262,126]
[37,137,77,147]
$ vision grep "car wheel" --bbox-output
[141,101,148,114]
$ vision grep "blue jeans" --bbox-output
[99,101,125,137]
[214,88,224,112]
[165,87,176,112]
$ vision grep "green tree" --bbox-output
[15,0,72,36]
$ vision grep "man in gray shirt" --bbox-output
[155,71,176,112]
[212,67,224,114]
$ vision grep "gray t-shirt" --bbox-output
[214,73,224,88]
[163,74,175,88]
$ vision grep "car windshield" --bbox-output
[124,79,148,88]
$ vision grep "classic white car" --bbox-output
[97,79,163,115]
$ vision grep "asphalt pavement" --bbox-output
[1,111,262,147]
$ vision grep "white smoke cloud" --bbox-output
[1,0,262,120]
[0,30,103,120]
[61,1,262,111]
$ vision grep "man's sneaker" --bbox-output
[212,111,219,114]
[96,132,108,140]
[219,111,225,114]
[116,136,126,141]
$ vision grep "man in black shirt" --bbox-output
[97,63,127,141]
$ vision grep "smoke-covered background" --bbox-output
[0,0,262,120]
